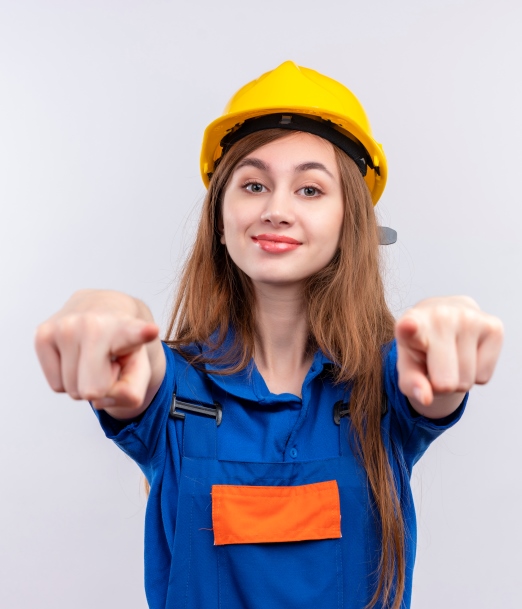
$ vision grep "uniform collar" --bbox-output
[200,328,336,404]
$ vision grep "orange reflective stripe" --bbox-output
[212,480,341,546]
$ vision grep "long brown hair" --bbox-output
[165,130,405,608]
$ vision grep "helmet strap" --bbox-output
[218,113,376,178]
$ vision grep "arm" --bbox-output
[395,296,503,419]
[34,289,166,421]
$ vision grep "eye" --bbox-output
[244,181,267,194]
[298,185,323,197]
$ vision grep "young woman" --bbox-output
[35,61,503,609]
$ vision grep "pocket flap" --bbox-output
[212,480,341,545]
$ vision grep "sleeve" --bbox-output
[383,339,468,470]
[93,342,177,471]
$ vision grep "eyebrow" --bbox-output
[235,158,334,179]
[235,158,269,172]
[295,162,334,179]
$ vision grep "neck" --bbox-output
[253,283,313,396]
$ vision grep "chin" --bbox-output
[234,258,329,287]
[247,271,310,287]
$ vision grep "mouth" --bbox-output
[252,234,302,253]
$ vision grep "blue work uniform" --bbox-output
[96,339,466,609]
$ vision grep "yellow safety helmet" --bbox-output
[200,60,387,205]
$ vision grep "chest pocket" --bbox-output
[213,480,343,609]
[212,480,341,545]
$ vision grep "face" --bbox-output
[220,132,344,289]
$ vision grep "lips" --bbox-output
[252,234,302,253]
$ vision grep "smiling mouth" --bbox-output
[252,234,302,253]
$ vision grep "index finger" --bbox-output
[35,323,65,392]
[109,320,160,359]
[395,314,428,351]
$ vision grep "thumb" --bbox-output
[93,344,153,410]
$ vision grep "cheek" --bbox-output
[311,212,344,269]
[221,202,253,259]
[222,195,259,240]
[316,206,344,248]
[222,209,245,243]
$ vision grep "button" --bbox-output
[290,447,298,459]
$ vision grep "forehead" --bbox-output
[237,132,338,170]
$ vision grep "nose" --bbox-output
[260,191,295,227]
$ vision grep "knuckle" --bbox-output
[459,295,479,308]
[81,387,107,401]
[56,313,110,343]
[62,379,79,399]
[487,318,504,341]
[431,306,455,331]
[431,378,458,394]
[457,368,476,390]
[456,380,473,393]
[56,316,79,342]
[458,308,479,331]
[476,368,493,385]
[90,398,116,411]
[34,322,54,348]
[81,313,107,336]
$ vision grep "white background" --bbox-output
[1,1,520,607]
